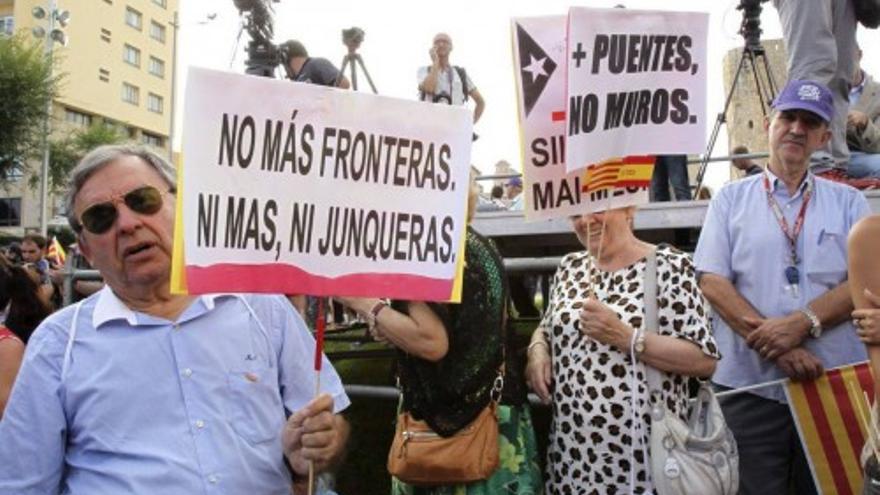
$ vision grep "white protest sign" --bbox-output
[175,67,472,301]
[565,8,708,172]
[512,16,651,220]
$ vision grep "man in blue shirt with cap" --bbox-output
[695,80,870,494]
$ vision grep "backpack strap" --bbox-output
[454,66,470,103]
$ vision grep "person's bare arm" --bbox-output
[470,88,485,123]
[746,282,853,360]
[418,49,441,95]
[698,272,763,337]
[849,215,880,397]
[336,297,448,362]
[0,338,24,419]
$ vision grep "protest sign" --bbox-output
[172,67,472,302]
[512,16,651,219]
[565,8,708,172]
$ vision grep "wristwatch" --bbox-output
[634,328,647,357]
[800,307,822,338]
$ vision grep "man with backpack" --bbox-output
[418,32,485,125]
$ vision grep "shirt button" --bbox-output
[208,474,218,484]
[195,420,205,429]
[182,368,193,378]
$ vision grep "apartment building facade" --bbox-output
[0,0,177,235]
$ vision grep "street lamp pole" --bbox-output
[32,0,68,236]
[37,0,57,236]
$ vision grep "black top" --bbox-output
[394,227,527,437]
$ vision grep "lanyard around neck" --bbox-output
[762,172,813,265]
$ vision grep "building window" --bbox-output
[65,109,93,127]
[123,44,141,67]
[122,82,139,105]
[125,7,142,30]
[99,68,110,82]
[1,16,13,36]
[147,93,163,114]
[148,56,165,78]
[0,198,22,227]
[150,20,165,43]
[152,0,167,7]
[100,28,111,43]
[2,161,23,182]
[142,132,164,148]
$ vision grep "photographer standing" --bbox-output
[281,40,350,89]
[418,33,485,124]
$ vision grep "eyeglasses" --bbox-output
[75,185,174,234]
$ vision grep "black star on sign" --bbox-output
[516,23,557,117]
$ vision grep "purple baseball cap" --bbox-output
[771,80,834,123]
[507,177,522,187]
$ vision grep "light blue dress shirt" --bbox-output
[0,288,349,495]
[694,170,870,402]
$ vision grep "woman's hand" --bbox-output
[525,334,552,404]
[334,297,388,343]
[579,298,634,351]
[854,289,880,345]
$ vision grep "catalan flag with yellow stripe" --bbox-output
[47,236,66,266]
[580,155,655,194]
[785,362,875,495]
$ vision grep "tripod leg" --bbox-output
[350,58,359,91]
[355,55,379,94]
[693,50,751,198]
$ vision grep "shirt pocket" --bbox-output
[806,228,847,289]
[226,365,285,445]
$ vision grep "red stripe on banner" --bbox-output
[185,264,454,301]
[803,379,854,495]
[827,369,868,462]
[615,179,652,189]
[551,111,565,122]
[855,362,875,404]
[620,155,655,165]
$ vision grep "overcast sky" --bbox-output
[175,0,880,190]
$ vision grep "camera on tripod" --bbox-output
[232,0,282,77]
[737,0,769,51]
[342,27,365,52]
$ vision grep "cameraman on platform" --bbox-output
[418,33,485,124]
[281,40,350,89]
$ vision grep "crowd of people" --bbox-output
[2,5,880,493]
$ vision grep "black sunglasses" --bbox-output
[75,185,174,234]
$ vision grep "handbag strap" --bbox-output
[643,248,663,396]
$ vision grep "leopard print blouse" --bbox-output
[539,244,720,494]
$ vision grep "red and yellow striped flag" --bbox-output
[785,362,875,495]
[47,236,66,266]
[580,155,654,194]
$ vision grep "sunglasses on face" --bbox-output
[75,185,174,234]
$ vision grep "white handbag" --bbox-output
[643,249,739,495]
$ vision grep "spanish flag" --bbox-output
[785,362,875,495]
[580,155,654,194]
[47,236,66,266]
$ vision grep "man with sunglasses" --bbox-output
[0,145,351,495]
[694,80,870,494]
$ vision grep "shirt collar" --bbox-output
[92,286,232,329]
[764,167,812,195]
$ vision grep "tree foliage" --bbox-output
[0,34,59,181]
[33,122,126,192]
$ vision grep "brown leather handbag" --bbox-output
[387,370,503,485]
